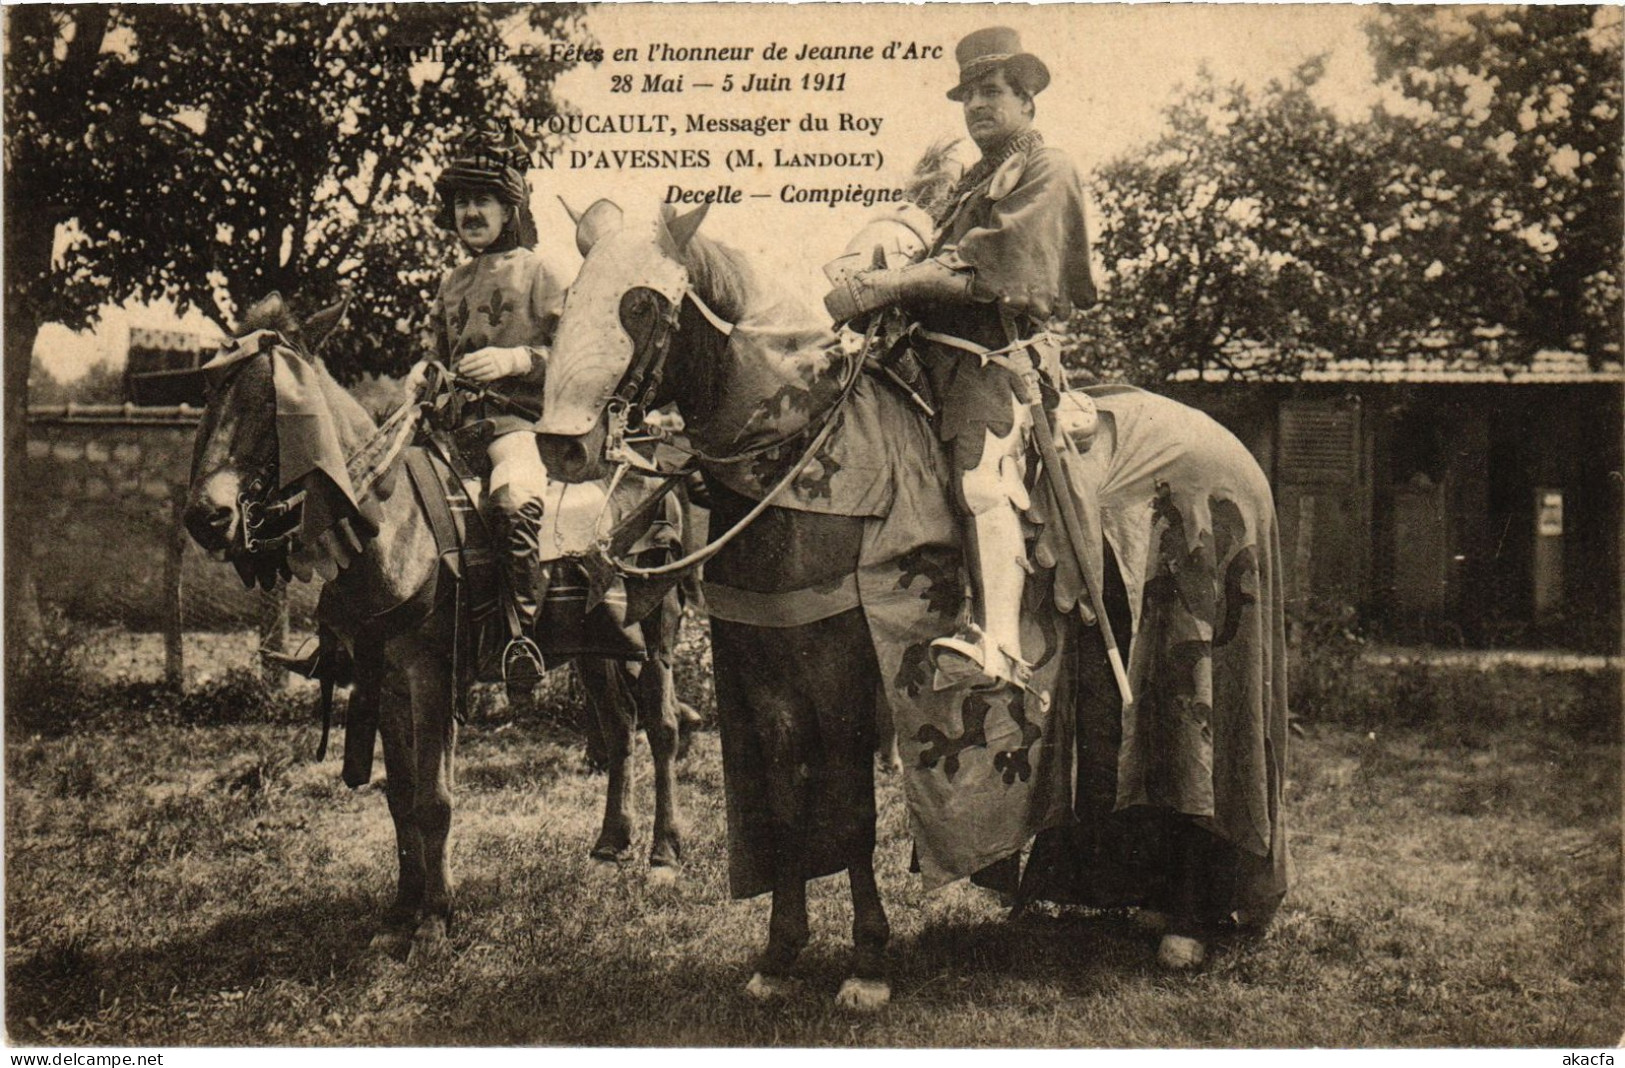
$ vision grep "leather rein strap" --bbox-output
[598,303,879,581]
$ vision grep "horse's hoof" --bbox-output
[591,841,634,864]
[835,977,891,1013]
[744,972,798,1002]
[1134,909,1171,935]
[1157,933,1206,970]
[407,916,449,964]
[646,865,680,891]
[368,929,412,959]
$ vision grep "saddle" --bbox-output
[402,434,670,684]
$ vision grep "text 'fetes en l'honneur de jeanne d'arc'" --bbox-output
[381,34,952,209]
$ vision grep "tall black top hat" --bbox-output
[946,26,1051,102]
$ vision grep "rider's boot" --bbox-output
[489,484,546,697]
[931,505,1032,691]
[931,404,1034,692]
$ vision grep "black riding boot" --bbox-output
[490,485,546,695]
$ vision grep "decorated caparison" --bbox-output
[183,292,697,959]
[531,195,1289,1010]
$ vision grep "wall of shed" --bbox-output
[1171,380,1621,650]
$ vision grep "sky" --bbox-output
[31,2,1382,384]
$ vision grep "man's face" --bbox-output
[455,191,511,251]
[960,68,1033,152]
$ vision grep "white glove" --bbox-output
[404,360,432,397]
[457,345,532,383]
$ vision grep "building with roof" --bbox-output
[1167,350,1623,650]
[123,326,223,406]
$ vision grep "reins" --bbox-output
[227,298,877,590]
[596,308,880,581]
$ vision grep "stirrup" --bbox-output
[929,626,1030,692]
[501,635,545,693]
[265,637,323,680]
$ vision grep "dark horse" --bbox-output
[184,294,689,957]
[536,204,1289,1010]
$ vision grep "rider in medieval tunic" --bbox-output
[824,26,1096,693]
[412,121,567,689]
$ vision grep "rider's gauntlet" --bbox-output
[823,257,974,326]
[458,345,540,383]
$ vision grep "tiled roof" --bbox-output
[1170,349,1624,384]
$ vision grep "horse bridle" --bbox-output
[609,288,680,426]
[598,287,683,473]
[592,286,878,580]
[239,473,304,556]
[608,285,866,470]
[202,341,306,559]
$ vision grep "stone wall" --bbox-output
[22,411,317,631]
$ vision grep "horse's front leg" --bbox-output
[579,657,636,862]
[404,649,457,957]
[630,659,684,878]
[836,850,891,1011]
[373,674,423,956]
[744,690,811,1000]
[1155,817,1237,970]
[639,604,685,879]
[746,834,809,1002]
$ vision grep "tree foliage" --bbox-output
[1068,59,1405,383]
[6,3,592,381]
[3,4,591,654]
[1068,5,1623,383]
[1366,5,1623,363]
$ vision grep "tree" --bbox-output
[1067,60,1409,383]
[37,5,592,378]
[1066,6,1623,385]
[21,355,122,407]
[26,356,66,408]
[3,4,592,655]
[1365,5,1623,363]
[5,5,112,659]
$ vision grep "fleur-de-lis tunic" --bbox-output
[434,246,567,435]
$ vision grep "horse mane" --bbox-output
[237,294,306,345]
[680,233,753,327]
[238,292,378,445]
[662,233,759,421]
[662,229,845,447]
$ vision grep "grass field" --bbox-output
[4,626,1621,1047]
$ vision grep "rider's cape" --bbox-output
[932,131,1097,322]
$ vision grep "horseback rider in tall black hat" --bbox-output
[825,27,1097,693]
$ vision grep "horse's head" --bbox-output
[183,292,349,586]
[535,200,710,483]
